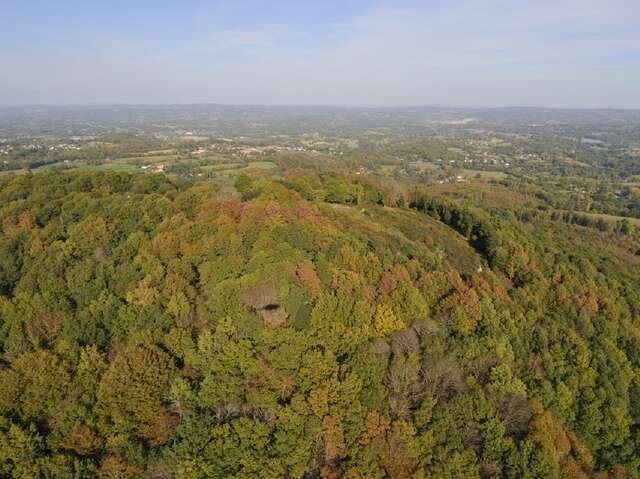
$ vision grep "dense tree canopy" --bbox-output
[0,171,639,477]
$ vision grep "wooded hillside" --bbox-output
[0,171,639,478]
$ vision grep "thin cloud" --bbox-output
[208,29,281,49]
[0,0,638,106]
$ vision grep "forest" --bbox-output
[0,169,639,478]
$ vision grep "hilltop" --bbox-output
[0,171,639,477]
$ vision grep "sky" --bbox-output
[1,0,639,108]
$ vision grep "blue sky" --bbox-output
[1,0,639,107]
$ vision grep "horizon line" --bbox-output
[1,102,639,111]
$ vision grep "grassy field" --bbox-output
[200,163,244,172]
[370,206,483,274]
[140,154,181,163]
[459,169,508,180]
[429,181,540,209]
[85,163,139,173]
[33,160,141,174]
[563,210,640,227]
[379,164,399,174]
[202,161,277,173]
[246,161,277,170]
[405,162,508,181]
[0,169,28,176]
